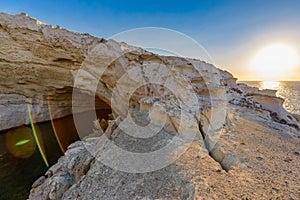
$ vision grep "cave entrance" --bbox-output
[50,95,112,152]
[0,95,112,200]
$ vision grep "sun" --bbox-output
[251,43,298,81]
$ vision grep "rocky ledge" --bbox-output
[0,13,299,199]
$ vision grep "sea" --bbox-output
[240,81,300,115]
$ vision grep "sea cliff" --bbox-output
[0,13,299,199]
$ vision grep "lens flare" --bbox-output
[15,139,31,146]
[6,126,36,159]
[27,104,49,167]
[47,96,65,153]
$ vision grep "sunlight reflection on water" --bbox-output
[241,81,300,115]
[260,81,280,90]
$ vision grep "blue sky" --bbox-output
[2,0,300,80]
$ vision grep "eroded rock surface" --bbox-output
[0,13,299,199]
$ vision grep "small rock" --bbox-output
[293,152,299,156]
[48,171,75,199]
[284,158,292,163]
[32,176,45,188]
[67,141,83,150]
[20,13,28,17]
[45,170,53,178]
[256,157,264,161]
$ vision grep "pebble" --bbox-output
[284,158,292,163]
[256,157,264,161]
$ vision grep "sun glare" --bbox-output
[260,81,280,90]
[251,43,298,80]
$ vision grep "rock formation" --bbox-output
[0,13,299,199]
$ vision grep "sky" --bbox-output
[1,0,300,80]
